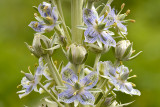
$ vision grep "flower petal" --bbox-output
[58,89,77,103]
[28,21,45,32]
[84,27,98,43]
[99,31,116,47]
[77,91,95,105]
[38,2,52,17]
[83,8,98,26]
[117,22,127,35]
[62,66,78,85]
[80,71,98,90]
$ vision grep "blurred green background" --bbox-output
[0,0,160,107]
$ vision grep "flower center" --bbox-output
[74,82,81,90]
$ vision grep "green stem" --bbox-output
[43,54,63,86]
[95,79,107,100]
[93,53,101,71]
[99,0,113,17]
[96,85,115,107]
[38,83,63,107]
[53,0,72,45]
[71,0,83,44]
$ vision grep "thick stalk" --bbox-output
[38,83,63,107]
[43,54,63,86]
[71,0,83,44]
[93,53,101,71]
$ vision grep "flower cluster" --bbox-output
[17,0,142,107]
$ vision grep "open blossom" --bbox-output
[104,4,128,36]
[29,2,58,33]
[97,61,141,96]
[58,63,98,105]
[17,57,47,98]
[83,8,116,47]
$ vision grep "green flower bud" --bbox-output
[67,44,88,65]
[115,40,133,61]
[26,33,53,58]
[88,43,110,54]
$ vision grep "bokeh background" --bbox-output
[0,0,160,107]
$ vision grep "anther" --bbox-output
[126,9,130,16]
[121,3,125,10]
[130,19,136,23]
[34,22,38,28]
[43,6,48,10]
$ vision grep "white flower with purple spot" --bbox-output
[17,57,47,98]
[29,2,58,33]
[83,8,116,47]
[104,4,128,36]
[97,61,141,96]
[58,64,99,105]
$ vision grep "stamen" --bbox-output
[130,19,136,23]
[128,75,137,79]
[95,19,98,24]
[43,6,48,10]
[46,16,52,20]
[54,60,58,66]
[120,61,123,65]
[34,22,38,28]
[132,50,136,53]
[104,12,108,18]
[34,13,38,17]
[126,9,130,16]
[121,3,125,10]
[88,82,92,85]
[131,83,136,87]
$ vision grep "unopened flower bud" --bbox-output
[67,44,88,65]
[115,40,133,61]
[26,33,53,58]
[88,43,110,54]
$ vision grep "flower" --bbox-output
[97,61,141,96]
[58,63,98,105]
[29,2,58,33]
[83,8,116,47]
[17,57,47,98]
[104,4,128,36]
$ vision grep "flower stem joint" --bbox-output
[67,44,88,65]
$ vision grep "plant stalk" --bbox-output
[71,0,83,44]
[43,54,63,86]
[38,83,63,107]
